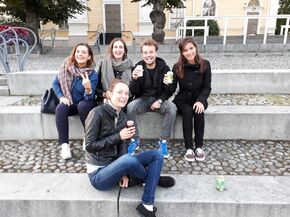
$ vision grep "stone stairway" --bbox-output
[0,52,289,217]
[0,173,289,217]
[0,74,9,96]
[1,69,290,141]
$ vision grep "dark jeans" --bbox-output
[88,150,163,205]
[174,100,204,150]
[55,100,97,144]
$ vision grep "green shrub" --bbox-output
[186,19,220,36]
[275,18,290,35]
[0,17,25,26]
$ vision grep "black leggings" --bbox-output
[55,100,97,144]
[174,100,204,150]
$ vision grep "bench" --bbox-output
[6,69,290,95]
[0,105,290,140]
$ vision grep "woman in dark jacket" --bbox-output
[172,37,212,163]
[85,79,175,217]
[52,43,98,160]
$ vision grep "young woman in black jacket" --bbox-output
[172,37,212,163]
[85,79,175,217]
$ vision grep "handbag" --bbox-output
[41,88,60,114]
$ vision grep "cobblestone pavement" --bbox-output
[0,140,289,176]
[10,94,290,106]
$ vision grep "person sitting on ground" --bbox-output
[126,39,177,158]
[85,79,175,217]
[96,37,134,103]
[172,37,212,162]
[52,43,98,160]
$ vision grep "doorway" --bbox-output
[104,4,121,44]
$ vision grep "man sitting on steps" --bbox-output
[126,39,177,158]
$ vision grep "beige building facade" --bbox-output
[44,0,280,45]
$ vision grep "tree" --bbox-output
[278,0,290,14]
[276,0,290,34]
[131,0,185,43]
[0,0,88,50]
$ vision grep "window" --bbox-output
[58,20,68,30]
[248,0,260,7]
[170,8,185,29]
[202,0,216,16]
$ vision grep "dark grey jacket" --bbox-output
[85,103,127,166]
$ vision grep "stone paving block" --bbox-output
[174,106,290,140]
[7,69,290,95]
[41,113,83,140]
[1,105,289,140]
[7,70,56,95]
[0,76,7,86]
[212,69,290,94]
[0,174,289,217]
[0,106,43,140]
[0,86,9,95]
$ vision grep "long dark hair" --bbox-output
[175,37,206,79]
[68,43,95,68]
[108,38,128,60]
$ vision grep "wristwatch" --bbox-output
[158,99,163,104]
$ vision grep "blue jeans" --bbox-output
[88,150,163,205]
[126,96,177,140]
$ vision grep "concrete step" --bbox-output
[0,86,9,96]
[0,105,289,140]
[189,35,290,45]
[0,173,289,217]
[0,76,7,86]
[43,42,290,56]
[6,69,290,95]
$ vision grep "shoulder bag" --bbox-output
[40,88,60,114]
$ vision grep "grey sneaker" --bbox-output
[184,149,195,162]
[195,148,205,162]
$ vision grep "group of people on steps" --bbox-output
[52,37,212,217]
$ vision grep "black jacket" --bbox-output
[85,103,127,166]
[172,60,212,109]
[130,57,174,102]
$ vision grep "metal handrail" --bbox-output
[39,27,56,49]
[94,24,105,54]
[0,26,37,73]
[176,15,290,45]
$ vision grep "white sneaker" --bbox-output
[184,149,195,162]
[61,143,72,160]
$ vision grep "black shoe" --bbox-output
[136,203,157,217]
[129,176,175,188]
[128,177,143,188]
[158,176,175,188]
